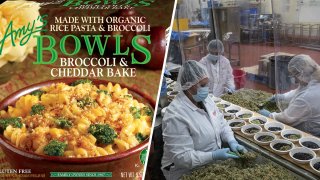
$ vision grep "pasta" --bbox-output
[0,80,153,158]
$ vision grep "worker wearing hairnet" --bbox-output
[161,60,247,180]
[199,39,235,97]
[259,55,320,136]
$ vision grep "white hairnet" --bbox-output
[207,39,224,54]
[176,60,208,91]
[288,54,319,82]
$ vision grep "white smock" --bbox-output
[161,92,236,180]
[199,55,235,97]
[271,80,320,136]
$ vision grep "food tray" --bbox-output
[218,99,320,178]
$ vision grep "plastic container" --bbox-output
[225,105,241,114]
[310,158,320,175]
[216,101,231,110]
[228,119,246,131]
[254,132,276,146]
[241,124,262,137]
[236,110,253,120]
[281,129,303,142]
[289,147,316,164]
[299,137,320,153]
[268,55,293,90]
[270,139,294,155]
[249,116,268,127]
[264,122,285,134]
[233,69,246,89]
[224,113,235,121]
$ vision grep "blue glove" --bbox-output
[225,87,236,94]
[228,87,236,94]
[228,140,248,154]
[268,94,284,103]
[268,95,276,103]
[258,109,271,117]
[212,148,239,160]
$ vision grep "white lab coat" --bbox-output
[199,55,235,97]
[276,84,308,110]
[161,92,236,180]
[271,80,320,137]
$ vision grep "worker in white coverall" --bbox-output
[161,60,247,180]
[200,39,235,97]
[259,55,320,137]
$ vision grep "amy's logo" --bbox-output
[0,15,47,56]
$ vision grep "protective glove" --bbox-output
[258,109,271,117]
[225,87,235,94]
[268,95,276,103]
[228,140,248,155]
[212,148,239,160]
[268,94,284,103]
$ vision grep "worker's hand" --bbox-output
[212,148,239,160]
[268,95,276,102]
[258,109,271,117]
[225,87,235,94]
[228,140,248,155]
[268,94,284,103]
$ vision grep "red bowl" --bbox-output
[0,78,155,179]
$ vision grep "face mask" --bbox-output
[191,87,209,102]
[297,74,311,83]
[208,54,219,64]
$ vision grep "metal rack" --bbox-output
[237,135,319,180]
[277,23,320,48]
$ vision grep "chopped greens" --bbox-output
[130,107,141,119]
[0,117,22,132]
[30,104,45,115]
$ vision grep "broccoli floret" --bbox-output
[43,140,67,156]
[30,90,45,99]
[130,107,141,119]
[77,97,96,108]
[88,124,117,145]
[30,104,45,115]
[0,117,22,132]
[97,90,111,96]
[142,107,153,116]
[55,118,72,129]
[124,95,133,99]
[135,133,148,143]
[70,79,92,86]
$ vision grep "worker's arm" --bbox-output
[162,114,213,170]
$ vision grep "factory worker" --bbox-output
[200,39,235,97]
[161,60,247,180]
[259,55,320,137]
